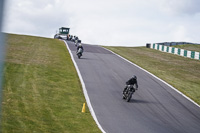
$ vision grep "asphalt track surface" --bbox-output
[66,41,200,133]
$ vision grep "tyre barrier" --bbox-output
[148,43,200,60]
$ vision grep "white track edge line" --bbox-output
[64,41,106,133]
[102,47,200,108]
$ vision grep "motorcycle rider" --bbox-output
[76,43,84,55]
[123,75,138,95]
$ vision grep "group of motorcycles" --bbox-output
[73,39,83,59]
[54,33,84,59]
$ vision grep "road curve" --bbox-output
[66,41,200,133]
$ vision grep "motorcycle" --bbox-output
[123,85,136,102]
[77,48,83,59]
[75,39,78,47]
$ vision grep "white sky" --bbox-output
[2,0,200,46]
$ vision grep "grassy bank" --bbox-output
[172,44,200,52]
[104,46,200,105]
[2,34,101,133]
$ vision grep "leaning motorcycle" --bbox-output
[123,85,136,102]
[77,48,83,59]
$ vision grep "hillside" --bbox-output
[2,34,101,133]
[2,34,199,132]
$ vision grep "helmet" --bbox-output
[133,75,137,80]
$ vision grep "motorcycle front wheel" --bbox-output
[126,92,133,102]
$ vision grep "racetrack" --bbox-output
[66,41,200,133]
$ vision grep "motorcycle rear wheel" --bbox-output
[78,54,81,59]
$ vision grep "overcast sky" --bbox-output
[2,0,200,46]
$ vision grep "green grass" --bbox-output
[2,34,101,133]
[104,46,200,105]
[172,44,200,52]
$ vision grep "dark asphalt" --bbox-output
[66,41,200,133]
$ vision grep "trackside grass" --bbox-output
[172,44,200,52]
[2,34,101,133]
[104,46,200,105]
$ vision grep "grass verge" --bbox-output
[172,44,200,52]
[104,46,200,105]
[2,34,101,133]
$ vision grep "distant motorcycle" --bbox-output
[75,39,78,46]
[77,48,83,59]
[123,85,136,102]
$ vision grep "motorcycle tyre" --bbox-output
[126,92,132,102]
[77,53,81,59]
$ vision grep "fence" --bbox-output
[150,44,200,60]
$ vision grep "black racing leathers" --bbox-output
[123,77,138,94]
[126,78,138,87]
